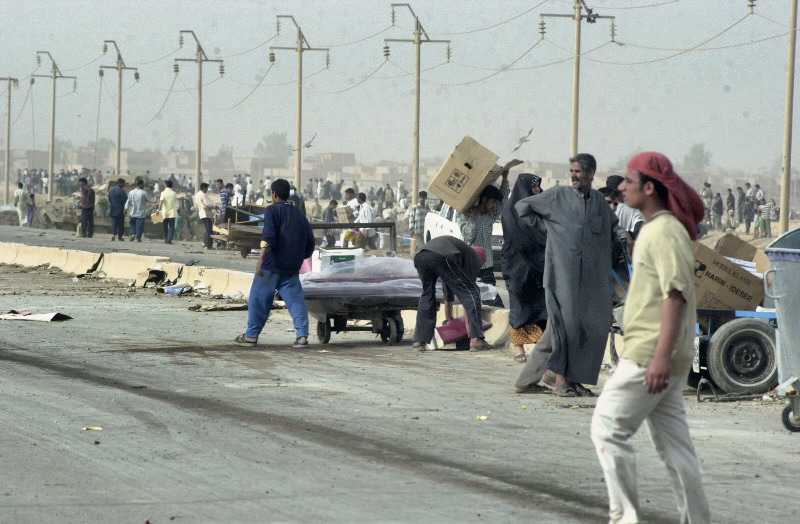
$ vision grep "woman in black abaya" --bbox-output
[501,173,548,363]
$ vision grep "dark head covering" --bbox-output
[479,184,504,201]
[501,173,546,259]
[627,152,704,240]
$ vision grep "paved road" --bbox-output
[0,227,797,523]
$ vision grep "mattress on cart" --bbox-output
[300,256,497,302]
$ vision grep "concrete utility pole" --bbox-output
[780,0,798,235]
[33,52,76,201]
[386,3,449,254]
[541,1,614,157]
[175,31,223,190]
[271,15,329,192]
[99,41,139,179]
[2,76,18,205]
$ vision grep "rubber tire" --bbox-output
[706,318,777,394]
[316,319,331,344]
[380,317,397,346]
[782,405,800,432]
[391,312,404,343]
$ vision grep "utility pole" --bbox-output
[33,52,76,201]
[386,3,449,254]
[271,16,329,192]
[99,41,139,179]
[780,0,798,235]
[541,1,614,157]
[2,76,18,205]
[175,31,223,190]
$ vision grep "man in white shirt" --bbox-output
[355,192,377,250]
[194,182,215,249]
[157,180,178,244]
[125,179,156,242]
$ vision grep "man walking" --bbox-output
[108,178,127,241]
[321,199,338,247]
[411,236,488,351]
[591,151,710,524]
[514,153,619,397]
[354,192,377,250]
[125,179,155,242]
[78,177,95,238]
[234,179,315,348]
[13,183,31,227]
[407,190,430,255]
[194,182,215,249]
[158,180,178,244]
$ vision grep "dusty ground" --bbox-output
[1,253,798,523]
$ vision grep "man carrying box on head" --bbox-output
[411,236,490,352]
[455,170,509,307]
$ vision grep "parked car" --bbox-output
[423,199,504,272]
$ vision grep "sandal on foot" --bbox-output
[411,342,427,352]
[514,383,549,394]
[571,382,595,397]
[553,383,578,397]
[234,334,258,347]
[293,337,309,348]
[542,370,557,388]
[469,341,491,351]
[513,353,527,363]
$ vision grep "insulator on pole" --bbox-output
[179,34,184,47]
[219,63,225,76]
[383,45,390,58]
[103,43,108,54]
[36,54,42,66]
[134,71,140,82]
[173,62,179,73]
[73,80,77,92]
[748,0,756,14]
[269,51,276,63]
[446,44,452,63]
[391,8,396,26]
[325,52,331,69]
[98,69,104,78]
[539,19,546,39]
[276,19,281,35]
[610,21,617,42]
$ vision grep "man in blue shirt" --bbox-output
[235,178,316,348]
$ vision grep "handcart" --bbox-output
[211,204,267,257]
[306,296,418,345]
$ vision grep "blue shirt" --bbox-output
[261,201,315,273]
[108,186,127,217]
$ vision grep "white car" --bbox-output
[423,200,504,271]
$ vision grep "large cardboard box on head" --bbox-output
[428,136,501,212]
[693,238,765,311]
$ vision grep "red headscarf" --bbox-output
[627,152,705,240]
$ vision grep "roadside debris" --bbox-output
[0,309,72,322]
[81,426,103,431]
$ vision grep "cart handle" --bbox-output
[763,268,785,299]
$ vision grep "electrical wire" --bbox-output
[572,13,751,66]
[62,52,105,72]
[422,38,544,86]
[146,74,178,124]
[223,63,275,110]
[429,0,549,36]
[755,12,795,29]
[259,67,327,87]
[219,34,278,58]
[131,46,181,66]
[618,30,792,52]
[307,59,389,94]
[585,0,680,9]
[321,25,394,48]
[13,81,32,124]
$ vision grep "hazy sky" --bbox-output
[0,0,797,172]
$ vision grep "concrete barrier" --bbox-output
[100,253,170,281]
[0,242,21,264]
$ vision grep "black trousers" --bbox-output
[81,207,94,238]
[201,217,213,248]
[413,249,484,344]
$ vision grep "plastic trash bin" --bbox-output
[764,226,800,431]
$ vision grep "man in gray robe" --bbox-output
[513,153,621,397]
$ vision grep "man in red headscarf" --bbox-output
[591,152,710,524]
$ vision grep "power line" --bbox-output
[306,59,389,94]
[428,0,549,36]
[131,46,181,66]
[320,25,394,48]
[223,62,275,110]
[587,0,680,9]
[146,73,178,124]
[218,34,278,58]
[62,52,105,72]
[13,80,33,124]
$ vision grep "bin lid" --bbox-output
[765,226,800,256]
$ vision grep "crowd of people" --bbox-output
[699,181,780,239]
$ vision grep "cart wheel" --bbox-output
[380,317,397,346]
[240,247,250,259]
[707,318,777,394]
[316,319,331,344]
[782,405,800,432]
[391,312,404,343]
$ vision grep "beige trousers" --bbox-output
[591,359,711,524]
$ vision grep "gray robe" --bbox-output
[515,186,619,384]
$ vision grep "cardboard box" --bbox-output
[319,248,364,271]
[693,242,763,311]
[714,233,770,274]
[428,136,501,212]
[335,206,351,222]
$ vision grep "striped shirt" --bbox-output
[407,203,430,236]
[455,180,510,269]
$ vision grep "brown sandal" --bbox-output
[514,384,549,394]
[571,382,595,397]
[553,383,578,397]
